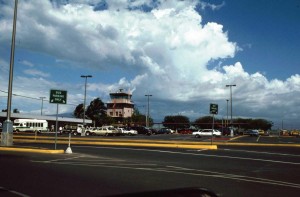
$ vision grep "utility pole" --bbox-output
[226,84,236,137]
[40,97,46,115]
[226,99,229,127]
[145,94,152,127]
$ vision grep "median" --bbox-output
[12,135,218,150]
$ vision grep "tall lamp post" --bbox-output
[81,75,92,136]
[226,84,236,136]
[1,0,18,146]
[226,99,229,127]
[40,97,46,115]
[145,94,152,127]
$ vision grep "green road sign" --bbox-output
[50,89,67,104]
[210,103,218,114]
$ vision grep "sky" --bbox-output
[0,0,299,129]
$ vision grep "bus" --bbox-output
[13,119,48,133]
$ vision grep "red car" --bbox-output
[177,128,193,134]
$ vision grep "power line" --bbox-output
[0,89,78,106]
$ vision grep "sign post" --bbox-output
[209,103,218,145]
[50,89,67,150]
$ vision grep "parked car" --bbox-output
[85,127,106,136]
[130,126,152,135]
[290,130,300,136]
[258,130,265,135]
[279,129,289,136]
[149,128,158,134]
[177,128,193,134]
[63,124,80,134]
[72,124,84,136]
[118,128,138,136]
[244,129,259,137]
[156,128,173,134]
[192,129,221,138]
[221,127,234,136]
[86,126,120,136]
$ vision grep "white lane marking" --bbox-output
[220,148,300,157]
[31,153,125,163]
[256,136,260,142]
[36,161,300,189]
[166,165,300,187]
[0,186,31,197]
[32,155,84,163]
[74,146,300,165]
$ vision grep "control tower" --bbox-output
[107,89,134,119]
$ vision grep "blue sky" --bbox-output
[201,0,300,80]
[0,0,299,129]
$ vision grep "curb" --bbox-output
[0,146,64,154]
[13,139,218,150]
[214,142,300,147]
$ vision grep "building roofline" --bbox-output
[0,112,92,124]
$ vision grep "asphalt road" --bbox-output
[0,141,299,197]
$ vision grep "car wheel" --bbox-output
[195,134,200,138]
[86,131,90,136]
[73,132,77,136]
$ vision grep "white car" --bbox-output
[118,128,138,136]
[192,129,221,138]
[86,126,120,136]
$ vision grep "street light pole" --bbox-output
[40,97,46,115]
[81,75,92,136]
[1,0,18,146]
[145,94,152,127]
[226,84,236,136]
[226,99,229,127]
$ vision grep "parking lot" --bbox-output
[12,131,300,147]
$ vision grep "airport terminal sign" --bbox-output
[50,89,67,104]
[210,103,218,115]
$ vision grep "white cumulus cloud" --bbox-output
[0,0,299,127]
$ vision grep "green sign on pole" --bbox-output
[50,89,67,104]
[210,103,218,115]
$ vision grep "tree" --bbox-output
[163,115,190,129]
[73,103,84,119]
[85,98,108,126]
[86,98,106,118]
[250,119,273,131]
[194,116,215,129]
[131,107,147,126]
[234,118,252,130]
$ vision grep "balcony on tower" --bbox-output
[107,89,134,118]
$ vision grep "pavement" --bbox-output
[1,134,299,154]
